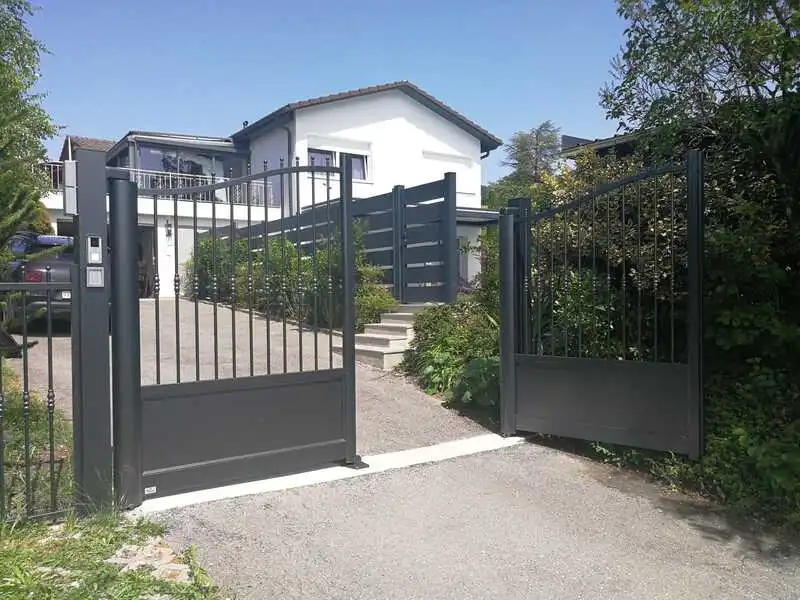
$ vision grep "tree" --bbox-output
[482,120,563,211]
[0,0,58,245]
[500,120,561,185]
[599,0,800,527]
[600,0,799,137]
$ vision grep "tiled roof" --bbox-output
[68,136,116,152]
[58,136,117,161]
[232,81,503,153]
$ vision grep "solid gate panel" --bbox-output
[404,180,445,204]
[514,355,691,454]
[405,203,444,226]
[403,284,448,303]
[141,370,346,498]
[404,222,442,245]
[365,248,393,268]
[404,264,445,284]
[353,191,393,214]
[363,211,394,231]
[403,243,444,265]
[362,228,394,249]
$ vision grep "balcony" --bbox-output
[41,162,277,208]
[43,161,64,191]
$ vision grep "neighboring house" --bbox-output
[42,81,503,297]
[559,133,638,160]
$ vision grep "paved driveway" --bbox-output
[161,442,799,600]
[9,299,483,454]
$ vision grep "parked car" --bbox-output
[3,233,74,330]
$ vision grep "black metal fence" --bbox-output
[0,151,462,519]
[499,151,705,458]
[211,171,460,304]
[0,269,74,523]
[138,160,352,384]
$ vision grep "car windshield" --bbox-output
[8,235,73,258]
[29,243,73,257]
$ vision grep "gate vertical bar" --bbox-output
[391,185,406,303]
[686,149,705,460]
[442,172,458,302]
[109,178,143,509]
[499,209,517,436]
[509,198,532,354]
[339,155,359,465]
[72,148,113,512]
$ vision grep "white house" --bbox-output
[42,81,502,298]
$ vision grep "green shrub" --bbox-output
[233,237,312,322]
[401,98,800,530]
[1,364,72,520]
[356,280,396,332]
[450,356,500,410]
[184,237,251,301]
[402,297,499,403]
[187,222,396,333]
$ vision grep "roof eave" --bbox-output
[231,108,294,141]
[105,135,132,160]
[558,131,641,159]
[480,138,502,154]
[230,84,502,150]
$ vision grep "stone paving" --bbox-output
[105,535,192,584]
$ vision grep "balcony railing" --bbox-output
[40,162,278,208]
[124,168,274,207]
[42,161,64,191]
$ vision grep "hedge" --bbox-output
[184,223,396,332]
[403,99,800,531]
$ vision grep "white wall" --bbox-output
[248,125,293,218]
[292,89,483,208]
[457,224,483,284]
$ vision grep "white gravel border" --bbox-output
[131,433,524,515]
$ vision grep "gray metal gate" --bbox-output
[109,157,361,506]
[498,150,705,458]
[0,150,362,519]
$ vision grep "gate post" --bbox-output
[391,185,406,303]
[71,148,113,512]
[442,172,458,303]
[109,177,144,509]
[339,155,364,467]
[686,149,705,460]
[508,197,532,354]
[498,209,518,437]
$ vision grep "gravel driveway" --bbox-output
[9,299,483,454]
[161,443,799,600]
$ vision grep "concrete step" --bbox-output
[354,332,408,350]
[380,312,416,326]
[364,322,414,337]
[390,302,442,315]
[333,342,405,371]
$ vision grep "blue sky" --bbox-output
[30,0,625,182]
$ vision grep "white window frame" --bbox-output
[345,152,369,181]
[307,148,336,168]
[306,148,371,183]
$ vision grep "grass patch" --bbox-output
[1,361,73,521]
[0,513,226,599]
